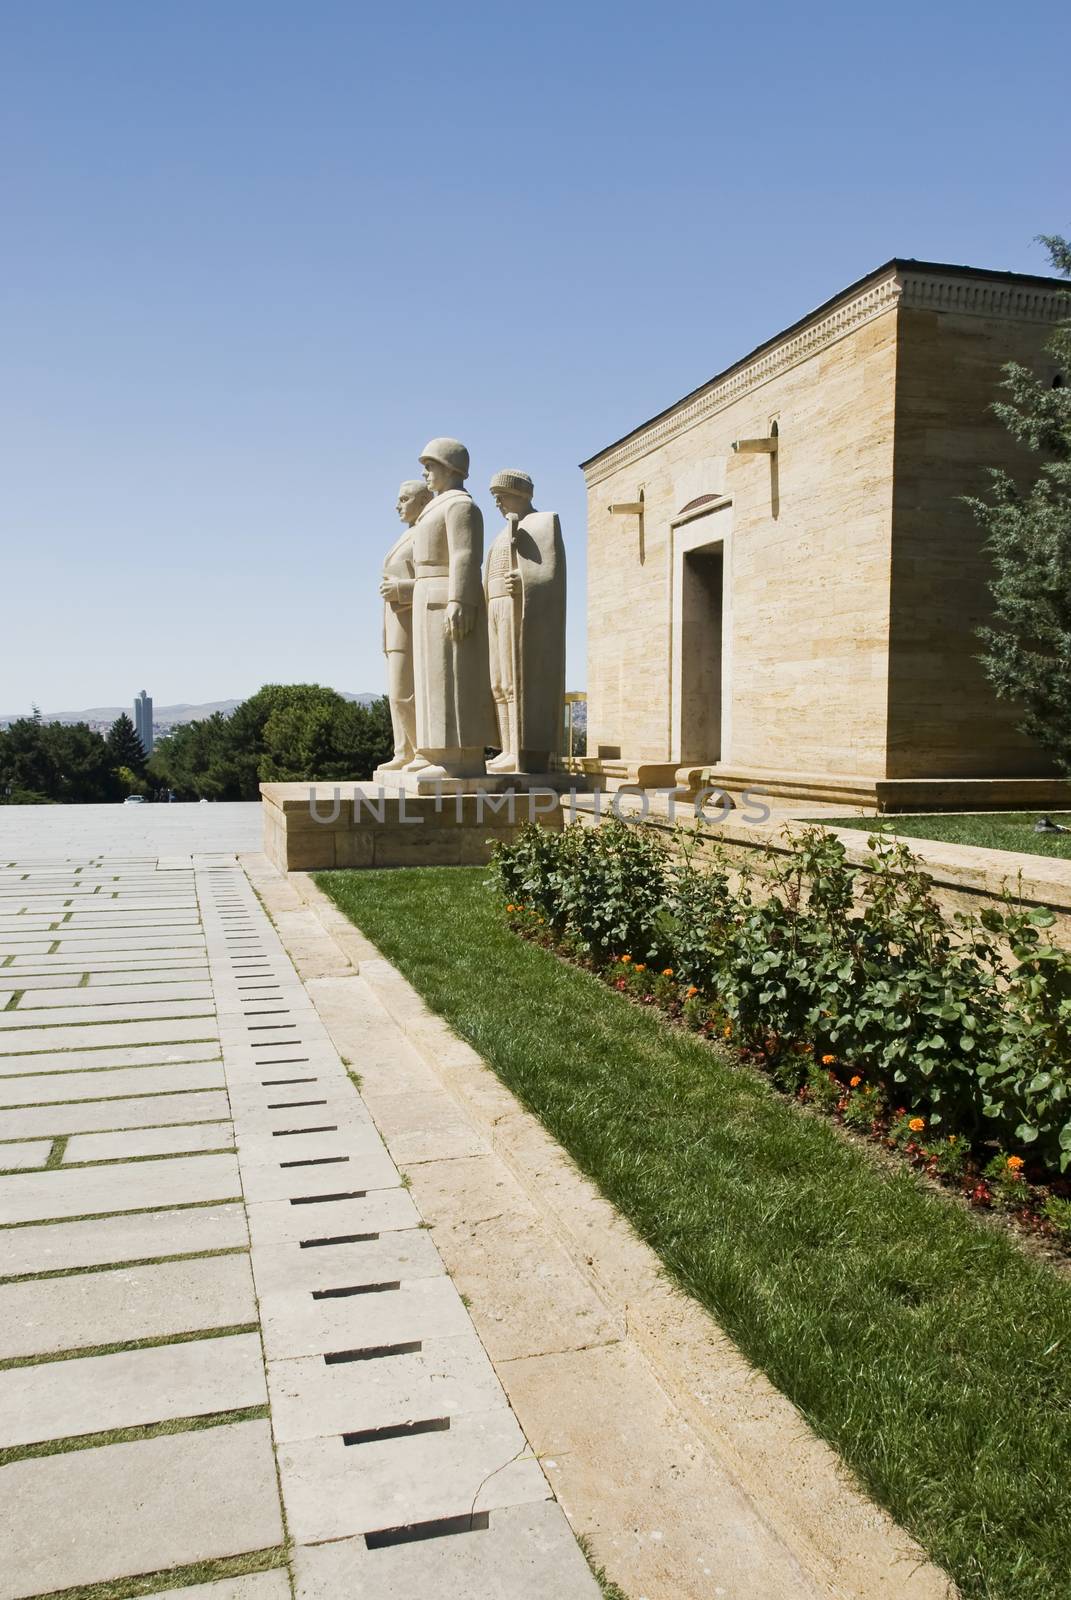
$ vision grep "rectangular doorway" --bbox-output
[678,542,724,765]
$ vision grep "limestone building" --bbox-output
[580,260,1069,808]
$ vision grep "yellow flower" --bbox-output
[908,1117,925,1133]
[821,1054,836,1066]
[723,1024,732,1038]
[1006,1155,1025,1171]
[849,1075,862,1088]
[662,968,674,977]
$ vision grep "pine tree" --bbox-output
[107,712,148,773]
[970,235,1071,772]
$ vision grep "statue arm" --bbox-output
[445,500,484,608]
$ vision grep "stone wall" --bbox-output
[887,294,1062,776]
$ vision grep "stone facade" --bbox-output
[580,261,1068,800]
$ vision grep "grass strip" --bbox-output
[819,810,1071,859]
[0,1322,259,1371]
[46,1135,69,1168]
[0,1404,269,1465]
[24,1546,287,1600]
[317,865,1071,1600]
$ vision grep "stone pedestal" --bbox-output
[371,765,587,797]
[261,782,565,873]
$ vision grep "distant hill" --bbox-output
[0,692,379,729]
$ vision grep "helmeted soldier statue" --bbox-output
[407,438,496,779]
[485,470,567,773]
[377,479,431,771]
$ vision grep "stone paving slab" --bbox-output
[238,1144,401,1202]
[0,1017,219,1055]
[2,1089,231,1140]
[0,971,83,991]
[249,1231,443,1297]
[267,1332,507,1444]
[233,1122,386,1168]
[278,1408,548,1545]
[0,1253,257,1358]
[257,1273,475,1361]
[0,1204,247,1276]
[15,980,214,1009]
[291,1501,601,1599]
[0,1152,242,1222]
[0,1142,53,1172]
[0,1060,227,1103]
[0,997,215,1029]
[0,1331,266,1447]
[48,932,207,952]
[65,1122,234,1162]
[0,1420,283,1600]
[3,959,209,981]
[244,1188,420,1247]
[0,1039,221,1076]
[407,1158,623,1363]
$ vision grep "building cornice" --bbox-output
[582,262,1069,487]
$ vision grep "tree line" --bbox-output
[0,712,149,804]
[0,686,393,804]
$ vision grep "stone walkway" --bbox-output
[0,832,598,1598]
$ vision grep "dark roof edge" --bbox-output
[578,257,1069,471]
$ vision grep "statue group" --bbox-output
[378,437,567,781]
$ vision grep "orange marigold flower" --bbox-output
[634,963,646,972]
[849,1075,862,1088]
[723,1024,732,1038]
[686,985,699,998]
[506,904,515,912]
[620,955,631,964]
[821,1054,836,1066]
[1006,1155,1025,1171]
[662,968,674,977]
[908,1117,925,1133]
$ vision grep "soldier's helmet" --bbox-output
[419,438,470,480]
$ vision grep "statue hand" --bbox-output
[445,600,474,640]
[379,578,397,601]
[504,571,520,597]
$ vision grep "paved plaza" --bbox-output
[0,806,598,1599]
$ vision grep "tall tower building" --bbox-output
[133,690,154,757]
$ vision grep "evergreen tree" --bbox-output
[970,234,1071,771]
[107,712,148,773]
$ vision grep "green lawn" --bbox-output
[317,865,1071,1600]
[821,811,1071,859]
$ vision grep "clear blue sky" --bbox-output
[2,0,1067,714]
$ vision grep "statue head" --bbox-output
[490,469,535,519]
[419,436,470,495]
[396,478,432,526]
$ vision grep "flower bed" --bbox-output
[492,819,1071,1247]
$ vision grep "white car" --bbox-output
[123,795,146,805]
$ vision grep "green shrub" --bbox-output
[490,820,1071,1176]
